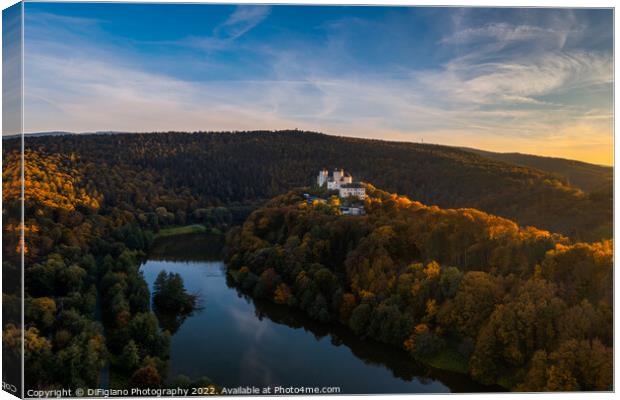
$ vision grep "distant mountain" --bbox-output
[3,131,133,139]
[9,130,611,241]
[461,148,613,194]
[2,131,75,139]
[17,132,611,194]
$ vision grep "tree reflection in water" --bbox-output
[227,275,504,393]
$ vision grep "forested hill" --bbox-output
[17,130,611,241]
[225,187,612,391]
[461,147,613,194]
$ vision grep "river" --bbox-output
[140,233,501,394]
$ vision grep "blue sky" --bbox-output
[2,2,22,136]
[22,3,613,164]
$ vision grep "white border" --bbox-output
[0,1,616,400]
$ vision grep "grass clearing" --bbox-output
[154,224,207,238]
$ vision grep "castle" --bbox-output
[318,168,351,189]
[317,168,367,199]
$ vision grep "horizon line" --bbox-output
[5,128,613,167]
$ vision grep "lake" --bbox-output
[140,233,501,394]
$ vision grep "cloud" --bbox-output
[25,40,613,163]
[217,5,271,40]
[24,54,295,133]
[22,7,613,165]
[440,22,574,46]
[416,14,611,116]
[181,5,271,51]
[420,51,613,107]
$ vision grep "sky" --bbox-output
[2,2,22,136]
[19,3,613,165]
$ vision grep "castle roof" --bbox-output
[340,182,365,189]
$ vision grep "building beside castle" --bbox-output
[317,168,366,199]
[339,182,366,199]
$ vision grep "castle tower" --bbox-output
[317,169,329,187]
[333,168,344,183]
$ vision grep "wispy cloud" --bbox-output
[440,22,577,47]
[416,51,612,106]
[180,5,271,51]
[217,5,271,40]
[22,6,613,165]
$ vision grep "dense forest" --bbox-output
[1,130,613,392]
[462,147,613,194]
[2,138,219,391]
[226,186,613,390]
[20,130,612,241]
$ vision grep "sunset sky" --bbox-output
[20,3,613,165]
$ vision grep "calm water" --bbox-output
[140,234,500,394]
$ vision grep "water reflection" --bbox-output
[153,308,193,335]
[243,289,500,392]
[149,233,225,262]
[141,233,503,394]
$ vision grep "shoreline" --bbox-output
[226,268,508,392]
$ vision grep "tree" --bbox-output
[152,272,199,333]
[339,293,357,322]
[26,297,57,331]
[273,283,292,305]
[437,271,503,338]
[121,340,140,373]
[153,271,197,314]
[130,366,161,389]
[349,303,372,336]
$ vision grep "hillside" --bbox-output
[225,187,612,391]
[3,130,613,391]
[461,147,613,194]
[16,130,611,241]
